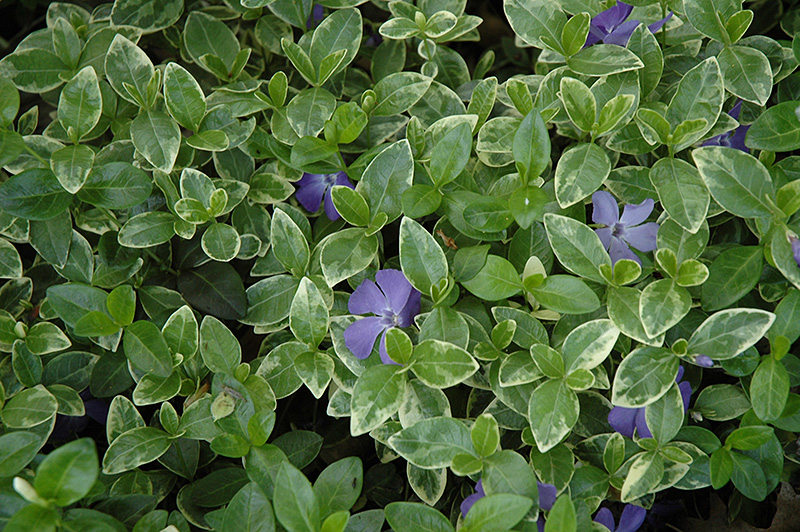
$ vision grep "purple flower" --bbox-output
[463,479,557,521]
[592,191,659,266]
[306,4,324,29]
[295,171,355,221]
[585,1,672,47]
[461,480,485,517]
[695,354,713,368]
[343,269,421,365]
[594,504,647,532]
[608,366,692,439]
[701,100,750,153]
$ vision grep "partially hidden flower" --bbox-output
[701,100,750,153]
[788,233,800,268]
[695,354,713,368]
[585,1,672,48]
[295,171,355,221]
[608,366,692,439]
[592,191,659,266]
[594,504,647,532]
[462,479,557,520]
[343,269,421,365]
[306,3,324,29]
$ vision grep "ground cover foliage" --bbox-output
[3,0,800,530]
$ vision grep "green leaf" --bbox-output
[410,339,479,389]
[358,140,414,224]
[202,223,241,262]
[694,384,751,421]
[561,319,619,373]
[271,208,310,276]
[718,45,772,106]
[350,364,406,436]
[281,39,317,86]
[503,0,566,53]
[620,451,663,502]
[2,385,58,428]
[131,109,181,174]
[58,66,102,142]
[385,502,454,532]
[35,438,98,506]
[314,456,362,517]
[529,275,601,315]
[12,340,42,387]
[726,425,774,451]
[687,308,775,360]
[665,58,723,150]
[164,62,206,131]
[25,321,71,355]
[30,211,72,268]
[649,157,709,234]
[242,275,300,327]
[187,130,230,152]
[710,448,733,489]
[751,357,789,422]
[513,109,551,181]
[692,146,774,218]
[290,277,329,347]
[567,44,644,77]
[528,378,579,452]
[430,122,472,187]
[79,162,153,209]
[105,34,154,106]
[388,416,474,469]
[730,452,767,501]
[50,144,95,194]
[554,142,611,208]
[0,432,45,477]
[611,346,679,408]
[471,413,500,457]
[745,101,800,152]
[559,78,596,132]
[3,505,59,532]
[331,185,369,226]
[118,211,177,248]
[701,246,762,311]
[200,315,242,374]
[399,217,448,297]
[0,48,68,93]
[640,279,691,338]
[221,482,276,532]
[0,168,71,221]
[102,426,170,474]
[111,0,183,33]
[596,94,636,137]
[184,11,240,71]
[645,382,685,444]
[464,197,514,232]
[0,239,22,279]
[462,494,532,531]
[309,8,362,77]
[124,320,174,378]
[545,495,576,532]
[461,255,522,300]
[544,213,610,283]
[274,462,321,532]
[372,72,432,116]
[683,0,740,42]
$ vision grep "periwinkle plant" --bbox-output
[0,0,798,530]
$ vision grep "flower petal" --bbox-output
[679,380,692,412]
[379,328,401,365]
[647,11,673,35]
[592,191,620,226]
[604,19,640,46]
[593,1,633,33]
[295,173,328,214]
[396,289,421,328]
[623,222,659,252]
[729,124,750,153]
[594,507,616,532]
[376,269,414,314]
[461,491,483,517]
[344,317,386,360]
[348,279,387,315]
[537,482,557,511]
[609,236,640,265]
[323,187,340,221]
[620,198,654,227]
[334,171,355,188]
[635,407,652,438]
[608,406,638,438]
[585,25,606,47]
[728,99,743,121]
[791,235,800,268]
[617,504,647,532]
[596,227,613,250]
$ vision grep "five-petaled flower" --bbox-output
[594,504,647,532]
[585,1,672,48]
[701,100,750,153]
[295,171,355,221]
[592,191,659,266]
[344,269,421,365]
[608,366,691,439]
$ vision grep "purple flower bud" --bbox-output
[695,355,713,368]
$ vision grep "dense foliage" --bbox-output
[2,0,800,530]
